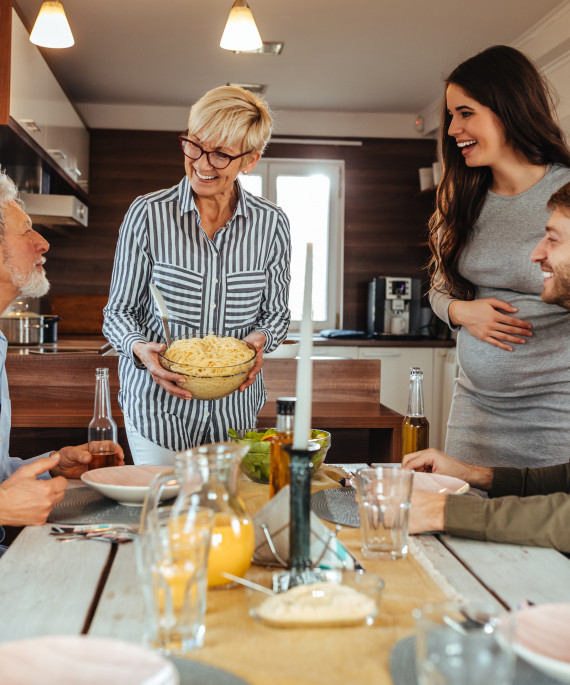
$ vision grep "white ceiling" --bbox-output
[12,0,569,126]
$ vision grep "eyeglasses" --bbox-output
[178,131,252,170]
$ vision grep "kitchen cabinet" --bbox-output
[311,341,456,450]
[1,9,89,193]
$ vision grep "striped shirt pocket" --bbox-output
[225,270,266,326]
[152,263,203,326]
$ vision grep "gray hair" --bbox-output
[0,172,21,241]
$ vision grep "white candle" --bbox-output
[293,243,313,449]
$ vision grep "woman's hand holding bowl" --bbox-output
[239,331,266,392]
[132,341,193,400]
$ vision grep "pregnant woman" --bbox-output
[103,86,291,465]
[428,45,570,468]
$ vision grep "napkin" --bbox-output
[252,485,356,569]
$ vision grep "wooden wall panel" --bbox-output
[42,130,436,332]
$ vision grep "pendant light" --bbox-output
[30,0,75,49]
[220,0,262,52]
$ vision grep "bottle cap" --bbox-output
[276,397,296,415]
[410,367,423,378]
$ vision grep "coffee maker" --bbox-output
[367,277,422,337]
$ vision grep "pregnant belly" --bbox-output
[457,292,570,396]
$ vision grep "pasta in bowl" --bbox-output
[159,335,257,400]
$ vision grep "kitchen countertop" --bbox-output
[6,334,454,354]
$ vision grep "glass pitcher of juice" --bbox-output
[141,442,255,588]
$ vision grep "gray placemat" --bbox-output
[310,487,359,528]
[390,635,561,685]
[170,658,250,685]
[48,486,144,525]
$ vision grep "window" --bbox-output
[240,158,344,330]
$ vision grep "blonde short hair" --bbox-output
[188,85,273,155]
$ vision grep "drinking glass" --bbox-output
[136,505,214,655]
[413,601,515,685]
[354,465,413,559]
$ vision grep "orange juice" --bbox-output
[207,513,255,587]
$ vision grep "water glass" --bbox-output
[136,505,214,655]
[354,465,413,559]
[413,601,515,685]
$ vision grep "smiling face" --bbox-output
[446,83,511,170]
[0,202,50,305]
[531,209,570,309]
[184,135,260,202]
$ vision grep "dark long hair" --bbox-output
[428,45,570,300]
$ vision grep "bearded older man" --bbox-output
[403,181,570,552]
[0,173,124,551]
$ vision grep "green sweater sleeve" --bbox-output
[445,491,570,552]
[489,461,570,497]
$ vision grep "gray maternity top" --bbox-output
[431,164,570,468]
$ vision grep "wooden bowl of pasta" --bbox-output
[159,335,257,400]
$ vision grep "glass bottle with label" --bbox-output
[269,397,296,498]
[402,367,429,457]
[88,367,119,469]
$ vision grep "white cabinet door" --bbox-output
[358,347,437,446]
[10,10,89,190]
[312,346,358,359]
[10,13,48,151]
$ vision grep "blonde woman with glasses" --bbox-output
[104,86,291,465]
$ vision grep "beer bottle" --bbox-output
[269,397,296,498]
[402,367,429,457]
[88,367,119,470]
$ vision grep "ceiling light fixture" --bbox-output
[227,82,267,95]
[30,0,74,49]
[220,0,262,52]
[235,41,284,56]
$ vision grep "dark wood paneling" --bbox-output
[0,0,11,124]
[43,130,436,332]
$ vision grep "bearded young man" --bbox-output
[403,181,570,551]
[0,173,124,553]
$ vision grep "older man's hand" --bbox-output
[0,457,67,526]
[49,443,126,479]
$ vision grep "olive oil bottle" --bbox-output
[269,397,296,498]
[402,367,429,457]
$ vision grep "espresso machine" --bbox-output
[367,277,422,337]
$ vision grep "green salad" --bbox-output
[228,428,330,483]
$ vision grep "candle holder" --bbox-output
[273,443,322,590]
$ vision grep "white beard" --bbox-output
[9,264,50,298]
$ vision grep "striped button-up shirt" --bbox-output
[103,177,291,451]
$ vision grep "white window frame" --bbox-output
[243,157,344,332]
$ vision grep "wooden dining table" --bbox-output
[1,468,570,685]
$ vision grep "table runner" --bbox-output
[177,465,452,685]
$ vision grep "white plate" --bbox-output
[0,635,178,685]
[81,465,179,506]
[514,603,570,683]
[413,471,470,495]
